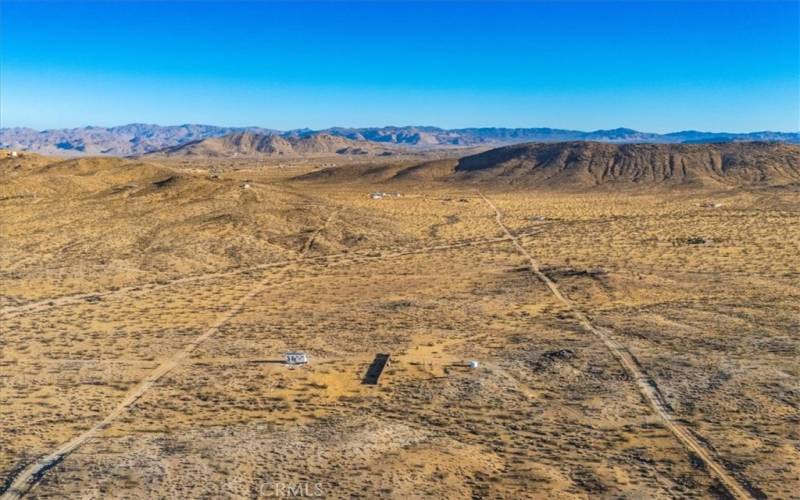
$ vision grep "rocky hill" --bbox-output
[299,141,800,189]
[449,141,800,187]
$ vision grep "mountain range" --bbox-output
[1,123,798,156]
[160,132,397,157]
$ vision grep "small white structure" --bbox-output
[242,183,251,189]
[10,151,18,158]
[285,352,308,365]
[370,192,384,200]
[467,360,480,369]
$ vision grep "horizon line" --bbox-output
[2,123,799,135]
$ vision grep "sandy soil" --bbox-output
[1,154,798,498]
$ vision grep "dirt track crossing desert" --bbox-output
[1,231,542,319]
[3,1,800,497]
[2,209,341,498]
[2,152,799,498]
[478,192,753,500]
[0,200,546,498]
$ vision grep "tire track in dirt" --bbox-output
[1,231,543,318]
[1,209,544,497]
[478,193,753,500]
[0,210,344,499]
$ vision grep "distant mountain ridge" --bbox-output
[1,123,798,156]
[160,132,398,157]
[0,124,279,156]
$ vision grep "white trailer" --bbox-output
[285,352,308,365]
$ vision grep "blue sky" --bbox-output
[1,0,798,132]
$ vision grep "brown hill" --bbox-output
[445,141,800,188]
[0,155,411,288]
[157,132,398,157]
[296,141,800,189]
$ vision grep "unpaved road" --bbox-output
[1,210,344,499]
[1,231,542,318]
[478,193,754,500]
[4,190,754,498]
[1,209,543,498]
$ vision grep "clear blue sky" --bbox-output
[1,0,798,132]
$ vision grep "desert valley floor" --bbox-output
[1,153,799,499]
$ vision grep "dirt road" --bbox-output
[1,231,542,318]
[478,193,753,500]
[1,209,343,499]
[1,208,544,498]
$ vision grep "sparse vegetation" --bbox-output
[1,151,798,498]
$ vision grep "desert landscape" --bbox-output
[1,138,798,498]
[3,0,798,497]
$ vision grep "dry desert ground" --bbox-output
[1,153,798,499]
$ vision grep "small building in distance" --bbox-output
[285,352,308,365]
[370,192,402,200]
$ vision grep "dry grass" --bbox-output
[1,154,798,498]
